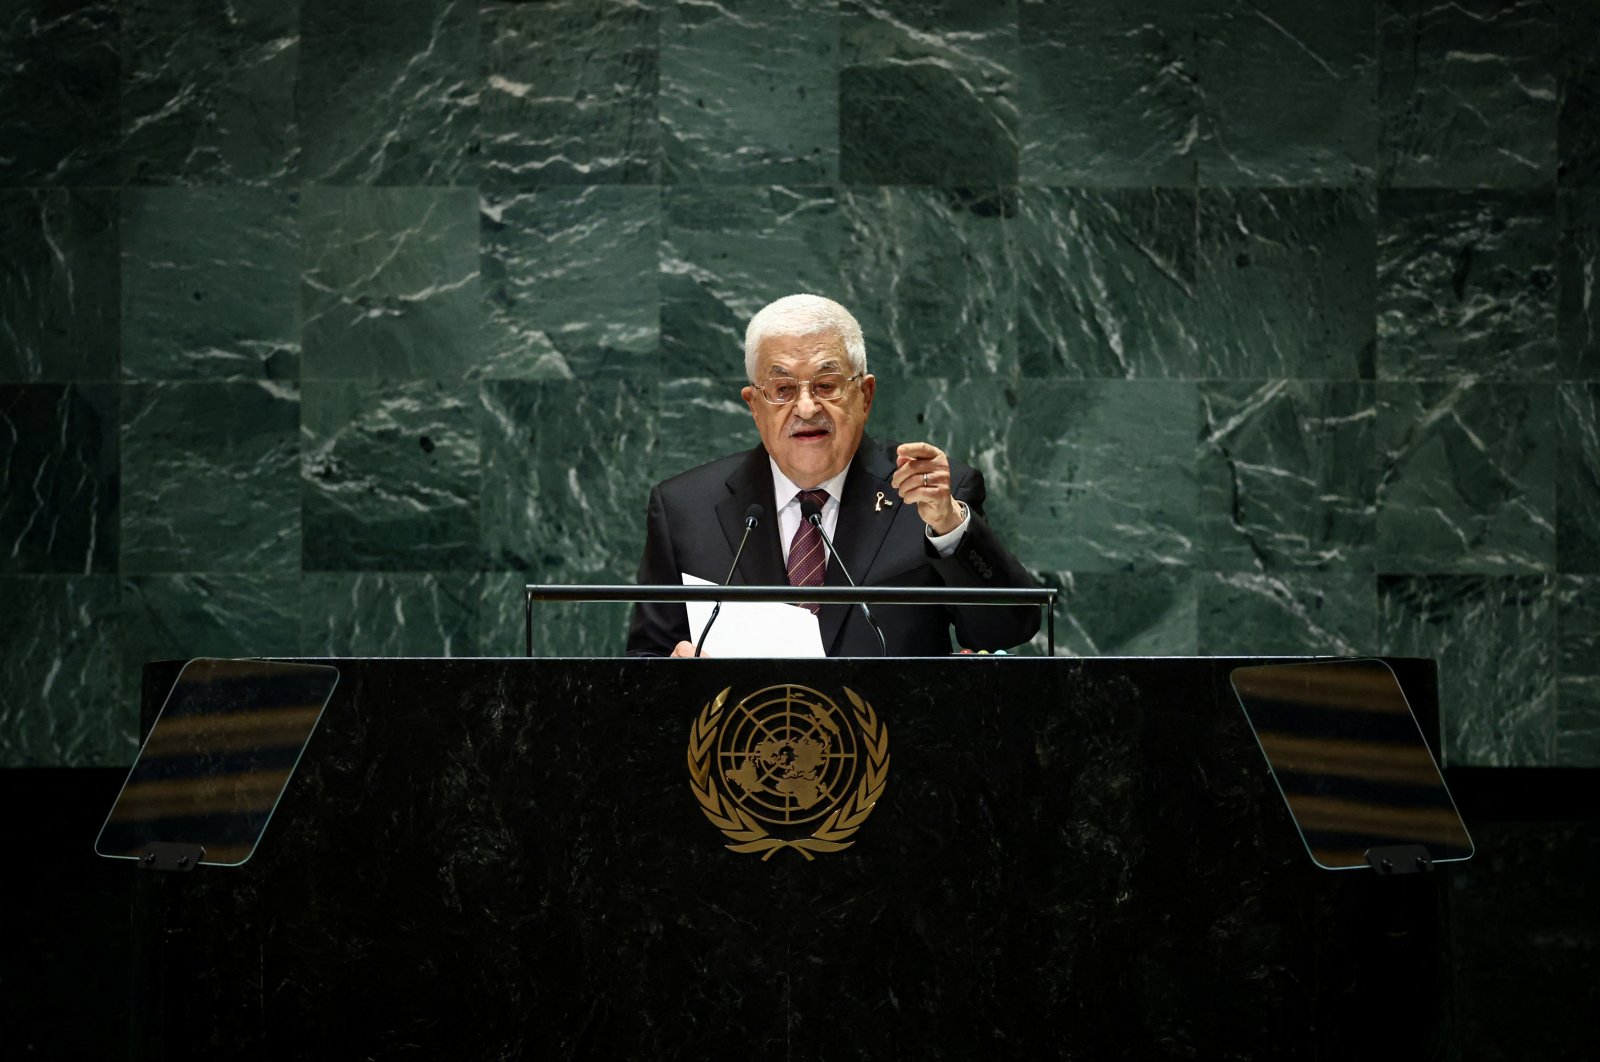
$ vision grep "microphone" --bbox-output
[695,503,763,657]
[799,497,888,657]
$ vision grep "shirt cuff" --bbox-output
[925,500,970,558]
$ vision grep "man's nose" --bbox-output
[793,387,821,418]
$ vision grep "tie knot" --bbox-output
[797,489,829,507]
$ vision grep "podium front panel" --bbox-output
[130,657,1447,1061]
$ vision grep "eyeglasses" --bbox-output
[753,372,862,406]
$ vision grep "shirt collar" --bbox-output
[768,458,850,510]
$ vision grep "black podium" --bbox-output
[120,656,1456,1060]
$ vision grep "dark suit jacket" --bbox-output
[626,435,1040,656]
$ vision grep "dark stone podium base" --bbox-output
[132,656,1448,1060]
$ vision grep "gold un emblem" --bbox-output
[688,684,890,860]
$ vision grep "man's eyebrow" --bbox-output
[765,357,844,377]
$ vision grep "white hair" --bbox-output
[743,294,867,383]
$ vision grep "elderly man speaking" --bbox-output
[626,294,1039,657]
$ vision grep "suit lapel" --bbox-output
[818,437,903,653]
[715,446,785,586]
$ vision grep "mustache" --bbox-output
[786,413,833,436]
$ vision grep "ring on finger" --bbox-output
[922,472,929,487]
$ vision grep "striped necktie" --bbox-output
[785,489,830,614]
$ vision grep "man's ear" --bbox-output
[741,384,757,416]
[859,374,876,415]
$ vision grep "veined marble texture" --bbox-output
[1020,0,1374,188]
[661,0,838,184]
[1376,381,1554,574]
[480,186,660,379]
[301,571,478,657]
[1378,190,1557,381]
[474,569,525,656]
[0,576,124,766]
[0,0,1595,771]
[1560,191,1599,378]
[0,0,119,185]
[479,378,653,575]
[121,188,299,380]
[481,0,659,186]
[1033,569,1198,657]
[839,187,1016,380]
[1379,0,1557,188]
[472,569,629,657]
[841,0,1018,185]
[1198,188,1376,378]
[1,384,118,574]
[1011,380,1197,573]
[1196,0,1376,186]
[297,0,478,185]
[0,190,119,383]
[300,186,482,380]
[1558,383,1600,572]
[654,377,758,483]
[523,597,634,658]
[1199,381,1376,572]
[1558,2,1599,188]
[301,380,480,571]
[1018,0,1196,187]
[1379,575,1555,766]
[120,381,299,574]
[1198,571,1377,656]
[1555,576,1600,764]
[120,0,298,184]
[1018,188,1200,378]
[661,185,843,377]
[479,380,656,656]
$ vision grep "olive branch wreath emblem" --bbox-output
[687,686,890,861]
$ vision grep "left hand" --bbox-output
[892,441,963,535]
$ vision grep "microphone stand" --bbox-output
[801,500,888,657]
[695,504,763,657]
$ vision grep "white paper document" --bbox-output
[682,573,825,658]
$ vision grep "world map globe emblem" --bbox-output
[717,685,859,827]
[688,683,890,859]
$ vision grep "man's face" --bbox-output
[741,331,875,489]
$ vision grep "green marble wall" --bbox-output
[1,0,1596,768]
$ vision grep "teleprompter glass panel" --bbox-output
[1229,658,1473,871]
[95,658,339,867]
